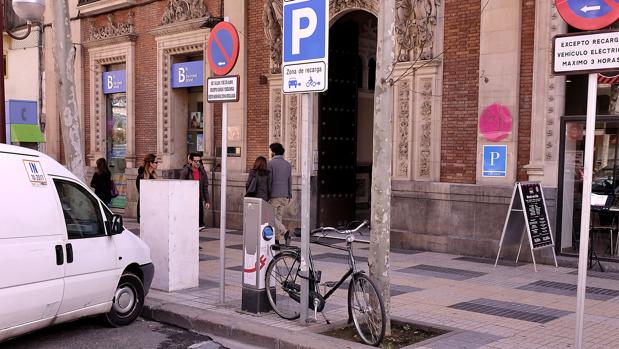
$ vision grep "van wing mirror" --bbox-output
[110,214,124,235]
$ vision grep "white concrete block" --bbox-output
[140,179,199,292]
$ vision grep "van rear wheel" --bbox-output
[103,272,144,327]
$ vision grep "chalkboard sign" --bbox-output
[495,182,557,272]
[520,183,553,249]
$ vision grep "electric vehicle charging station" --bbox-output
[242,197,276,313]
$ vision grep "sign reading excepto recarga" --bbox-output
[553,30,619,74]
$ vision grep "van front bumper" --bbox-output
[140,263,155,295]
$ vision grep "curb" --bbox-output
[141,299,372,349]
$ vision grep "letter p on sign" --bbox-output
[292,8,317,55]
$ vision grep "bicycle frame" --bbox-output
[307,237,358,301]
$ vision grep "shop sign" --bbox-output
[482,145,507,177]
[553,30,619,75]
[207,76,239,103]
[102,70,126,94]
[171,61,204,88]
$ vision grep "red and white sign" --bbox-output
[207,22,240,76]
[479,104,512,142]
[556,0,619,31]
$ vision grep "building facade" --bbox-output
[40,0,619,264]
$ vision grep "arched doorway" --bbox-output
[317,11,377,227]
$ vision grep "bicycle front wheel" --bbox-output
[265,252,301,320]
[348,273,386,346]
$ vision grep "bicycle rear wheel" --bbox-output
[265,252,301,320]
[347,273,386,346]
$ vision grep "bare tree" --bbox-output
[369,0,395,335]
[52,0,85,181]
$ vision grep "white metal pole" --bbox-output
[220,102,228,304]
[300,93,312,323]
[575,73,598,348]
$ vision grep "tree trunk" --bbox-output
[369,0,395,335]
[52,0,85,181]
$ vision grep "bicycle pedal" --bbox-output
[321,281,338,288]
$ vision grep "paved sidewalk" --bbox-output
[127,220,619,348]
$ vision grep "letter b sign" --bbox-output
[283,0,327,64]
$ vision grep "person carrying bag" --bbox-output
[246,156,270,202]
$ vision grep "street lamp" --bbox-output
[0,0,45,144]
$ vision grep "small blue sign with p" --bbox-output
[283,0,327,63]
[482,145,507,177]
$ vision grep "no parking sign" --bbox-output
[555,0,619,30]
[207,22,240,76]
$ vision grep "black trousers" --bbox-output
[198,198,204,227]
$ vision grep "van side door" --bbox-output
[0,154,65,334]
[52,178,119,316]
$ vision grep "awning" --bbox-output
[10,124,45,143]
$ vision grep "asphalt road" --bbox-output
[1,318,227,349]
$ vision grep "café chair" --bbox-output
[591,211,616,256]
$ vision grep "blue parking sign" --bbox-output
[483,145,507,177]
[283,0,327,63]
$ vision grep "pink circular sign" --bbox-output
[479,104,512,142]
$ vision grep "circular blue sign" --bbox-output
[262,226,274,241]
[556,0,619,30]
[207,22,240,76]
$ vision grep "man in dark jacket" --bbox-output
[267,143,292,244]
[180,152,210,229]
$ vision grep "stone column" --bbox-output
[526,0,567,187]
[476,0,522,185]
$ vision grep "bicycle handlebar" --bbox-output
[310,220,368,237]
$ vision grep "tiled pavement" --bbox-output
[129,221,619,348]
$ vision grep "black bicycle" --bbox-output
[264,220,386,346]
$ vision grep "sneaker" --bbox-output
[199,246,203,251]
[199,226,206,231]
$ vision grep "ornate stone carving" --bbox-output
[89,12,134,41]
[397,81,410,177]
[263,0,283,74]
[332,0,371,13]
[545,2,561,161]
[395,0,440,62]
[419,78,432,177]
[331,0,379,15]
[288,95,298,171]
[161,0,210,26]
[272,90,282,142]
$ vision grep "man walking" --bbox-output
[268,142,292,245]
[180,152,210,230]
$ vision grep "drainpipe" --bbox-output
[37,23,43,149]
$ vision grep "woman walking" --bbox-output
[246,156,270,202]
[90,158,112,205]
[136,153,158,223]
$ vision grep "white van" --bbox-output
[0,144,153,342]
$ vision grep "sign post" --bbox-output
[282,0,328,323]
[207,19,240,305]
[553,26,619,348]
